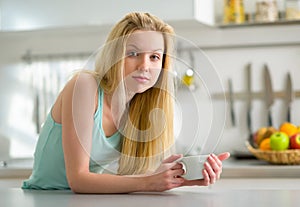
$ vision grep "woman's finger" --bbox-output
[211,154,222,168]
[171,162,183,170]
[207,155,222,180]
[171,168,185,178]
[162,154,183,164]
[202,169,210,186]
[204,161,216,184]
[172,176,185,184]
[217,152,230,161]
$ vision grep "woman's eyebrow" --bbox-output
[126,44,163,52]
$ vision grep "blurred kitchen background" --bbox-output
[1,0,300,161]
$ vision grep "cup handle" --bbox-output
[178,161,187,175]
[174,157,187,175]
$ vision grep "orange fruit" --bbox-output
[259,138,271,151]
[279,122,298,137]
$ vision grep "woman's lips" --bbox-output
[132,76,150,83]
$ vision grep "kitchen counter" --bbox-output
[222,158,300,178]
[2,158,300,207]
[1,179,300,207]
[1,157,300,178]
[0,158,33,178]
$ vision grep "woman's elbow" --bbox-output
[67,173,88,194]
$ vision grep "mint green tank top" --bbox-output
[22,88,121,190]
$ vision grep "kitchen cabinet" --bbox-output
[2,0,300,49]
[174,0,300,49]
[0,0,211,32]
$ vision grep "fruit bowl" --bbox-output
[246,141,300,165]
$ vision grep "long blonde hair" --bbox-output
[94,12,175,175]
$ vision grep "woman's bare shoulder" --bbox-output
[52,72,98,123]
[64,72,98,93]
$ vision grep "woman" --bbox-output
[22,12,230,193]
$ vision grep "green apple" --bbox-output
[270,132,290,151]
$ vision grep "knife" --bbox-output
[228,79,236,126]
[285,72,294,122]
[246,63,252,135]
[264,64,274,127]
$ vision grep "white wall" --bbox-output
[206,46,300,153]
[1,24,300,158]
[1,0,300,158]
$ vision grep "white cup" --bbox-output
[177,154,209,180]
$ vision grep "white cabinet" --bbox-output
[0,0,215,32]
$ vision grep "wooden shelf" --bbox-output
[217,19,300,28]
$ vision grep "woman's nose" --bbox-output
[137,54,149,72]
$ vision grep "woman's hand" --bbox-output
[145,154,185,191]
[181,152,230,187]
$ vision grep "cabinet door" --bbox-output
[1,0,212,31]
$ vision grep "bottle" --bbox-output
[182,69,194,87]
[286,0,300,20]
[255,0,279,22]
[223,0,246,24]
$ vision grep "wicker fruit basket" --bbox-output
[246,142,300,165]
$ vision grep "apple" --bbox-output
[270,132,290,151]
[290,133,300,149]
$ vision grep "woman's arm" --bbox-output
[61,73,184,193]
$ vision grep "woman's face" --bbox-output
[124,30,164,94]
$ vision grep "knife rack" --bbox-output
[212,90,300,100]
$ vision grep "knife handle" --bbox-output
[267,109,273,127]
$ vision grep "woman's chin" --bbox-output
[128,86,151,94]
[135,88,148,94]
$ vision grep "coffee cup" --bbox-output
[177,154,209,180]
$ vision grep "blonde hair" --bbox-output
[94,12,175,175]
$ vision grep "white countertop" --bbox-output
[222,158,300,178]
[3,158,299,206]
[0,158,33,178]
[1,178,300,207]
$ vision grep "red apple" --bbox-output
[290,133,300,149]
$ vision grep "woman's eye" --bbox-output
[151,54,161,60]
[127,51,138,57]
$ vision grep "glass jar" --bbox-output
[182,69,194,87]
[223,0,246,24]
[255,0,279,22]
[286,0,300,20]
